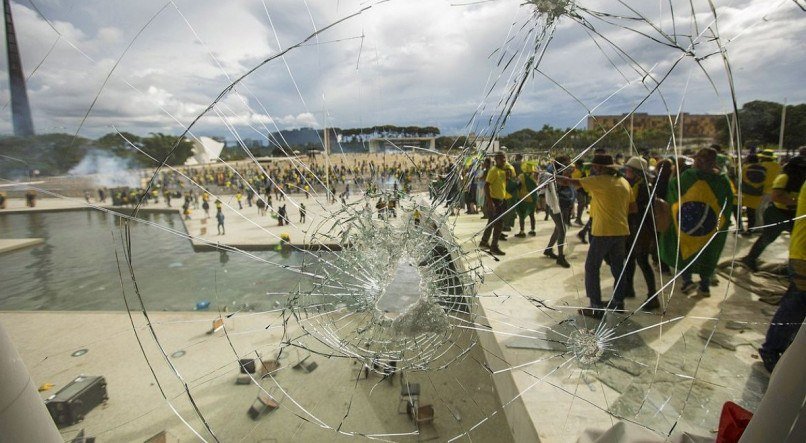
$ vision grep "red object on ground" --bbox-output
[716,401,753,443]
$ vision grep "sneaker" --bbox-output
[528,230,536,237]
[556,256,570,268]
[489,248,506,256]
[643,297,661,310]
[576,231,588,244]
[479,241,490,249]
[578,307,603,319]
[624,291,636,298]
[710,276,719,287]
[498,235,508,242]
[543,249,558,259]
[681,281,697,294]
[514,232,526,238]
[697,288,711,298]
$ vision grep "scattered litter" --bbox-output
[725,321,749,331]
[248,390,280,420]
[207,318,224,334]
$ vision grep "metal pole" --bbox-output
[629,108,634,153]
[0,323,62,442]
[778,98,787,152]
[323,126,330,202]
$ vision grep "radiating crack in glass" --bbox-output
[3,0,804,441]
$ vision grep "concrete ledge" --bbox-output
[190,242,343,252]
[0,206,93,215]
[476,300,542,443]
[0,238,45,254]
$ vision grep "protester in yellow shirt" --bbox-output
[758,149,782,196]
[759,175,806,373]
[479,152,512,255]
[741,152,805,271]
[558,154,631,317]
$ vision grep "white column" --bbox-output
[0,323,62,442]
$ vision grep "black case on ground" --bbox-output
[45,375,108,428]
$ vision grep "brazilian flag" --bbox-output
[660,169,733,275]
[740,163,766,209]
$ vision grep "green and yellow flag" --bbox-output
[741,163,767,209]
[660,169,733,275]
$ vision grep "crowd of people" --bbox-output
[471,146,804,372]
[87,153,454,227]
[72,146,806,372]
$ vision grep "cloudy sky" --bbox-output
[0,0,803,140]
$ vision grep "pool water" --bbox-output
[0,210,310,311]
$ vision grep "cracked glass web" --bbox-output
[2,0,803,441]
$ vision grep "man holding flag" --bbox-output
[660,147,733,297]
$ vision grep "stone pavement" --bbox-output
[0,310,511,442]
[450,209,787,442]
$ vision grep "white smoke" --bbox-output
[68,150,142,188]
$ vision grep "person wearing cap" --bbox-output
[740,152,805,271]
[558,154,632,317]
[576,148,608,244]
[621,156,660,310]
[479,151,513,255]
[659,147,733,297]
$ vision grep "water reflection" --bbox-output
[0,210,307,311]
[26,212,54,307]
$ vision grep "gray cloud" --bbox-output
[0,0,802,139]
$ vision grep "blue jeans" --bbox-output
[760,263,806,371]
[585,235,627,307]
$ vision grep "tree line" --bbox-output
[333,125,440,140]
[0,101,800,177]
[716,100,806,151]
